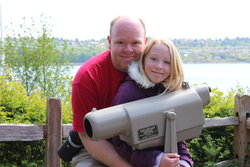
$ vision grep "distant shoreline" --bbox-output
[183,62,250,64]
[71,62,250,65]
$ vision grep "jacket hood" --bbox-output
[128,61,156,89]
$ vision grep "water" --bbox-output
[183,63,250,92]
[71,63,250,93]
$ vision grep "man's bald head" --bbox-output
[109,16,146,38]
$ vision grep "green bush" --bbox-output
[0,141,45,167]
[0,75,72,166]
[0,75,46,124]
[1,76,249,166]
[0,15,73,166]
[0,76,45,166]
[187,87,248,167]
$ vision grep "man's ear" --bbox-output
[107,36,111,49]
[144,37,148,44]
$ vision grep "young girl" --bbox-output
[108,39,193,167]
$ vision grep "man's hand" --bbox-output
[159,153,180,167]
[79,132,133,167]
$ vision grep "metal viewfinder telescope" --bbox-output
[84,83,210,153]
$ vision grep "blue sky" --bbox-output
[1,0,250,40]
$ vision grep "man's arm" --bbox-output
[79,132,133,167]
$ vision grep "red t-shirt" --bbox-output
[72,50,127,132]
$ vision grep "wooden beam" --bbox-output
[0,117,241,141]
[62,124,72,138]
[0,124,44,141]
[203,117,239,129]
[215,159,237,167]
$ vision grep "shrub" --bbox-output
[0,75,72,166]
[1,76,249,166]
[187,87,249,167]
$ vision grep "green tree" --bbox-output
[0,15,73,99]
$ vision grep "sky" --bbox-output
[1,0,250,40]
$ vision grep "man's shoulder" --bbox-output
[73,50,114,84]
[77,50,111,73]
[84,50,111,66]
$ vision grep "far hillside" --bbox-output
[54,37,250,63]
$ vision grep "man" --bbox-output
[71,16,148,167]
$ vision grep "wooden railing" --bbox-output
[0,94,250,167]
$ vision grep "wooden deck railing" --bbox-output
[0,94,249,167]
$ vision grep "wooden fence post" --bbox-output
[234,94,250,167]
[45,98,62,167]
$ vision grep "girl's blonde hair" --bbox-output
[138,39,184,92]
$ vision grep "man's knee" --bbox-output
[71,149,106,167]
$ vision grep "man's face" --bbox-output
[108,19,147,72]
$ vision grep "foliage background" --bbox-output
[0,16,250,167]
[0,16,73,167]
[1,77,249,166]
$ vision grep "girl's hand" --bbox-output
[159,153,180,167]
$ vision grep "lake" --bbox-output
[71,63,250,93]
[183,63,250,92]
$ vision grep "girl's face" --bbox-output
[144,43,171,84]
